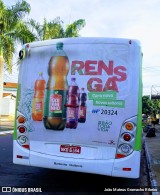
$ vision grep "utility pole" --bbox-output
[151,85,160,100]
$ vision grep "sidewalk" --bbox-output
[0,115,14,131]
[144,124,160,193]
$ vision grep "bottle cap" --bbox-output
[56,42,63,50]
[71,78,76,81]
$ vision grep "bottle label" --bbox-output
[32,98,43,112]
[67,107,76,119]
[36,101,43,111]
[44,90,68,118]
[50,94,62,113]
[78,106,86,119]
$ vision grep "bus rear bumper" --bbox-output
[29,149,114,176]
[29,149,140,178]
[112,151,141,178]
[13,141,140,178]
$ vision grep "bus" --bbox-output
[13,37,142,178]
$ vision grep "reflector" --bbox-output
[115,153,126,159]
[17,155,23,159]
[122,168,131,171]
[22,145,30,149]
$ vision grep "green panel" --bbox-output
[134,50,142,151]
[93,99,125,108]
[88,91,117,100]
[13,84,21,140]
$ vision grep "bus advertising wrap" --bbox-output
[14,38,142,178]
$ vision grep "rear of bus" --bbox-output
[13,37,142,178]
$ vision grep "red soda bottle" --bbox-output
[78,88,87,123]
[32,72,46,121]
[66,78,79,129]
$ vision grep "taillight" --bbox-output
[17,115,25,124]
[116,153,126,159]
[124,122,134,131]
[18,135,28,145]
[16,112,30,150]
[116,116,137,159]
[22,144,30,149]
[123,133,132,141]
[120,144,131,153]
[18,126,26,133]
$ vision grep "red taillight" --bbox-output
[22,144,30,149]
[123,168,131,171]
[123,133,131,141]
[116,153,126,159]
[18,126,26,133]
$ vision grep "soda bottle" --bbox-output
[32,72,46,121]
[68,77,80,99]
[78,88,87,123]
[43,42,69,130]
[66,78,79,129]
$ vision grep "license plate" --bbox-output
[60,145,81,154]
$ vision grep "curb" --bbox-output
[144,139,159,195]
[0,130,14,135]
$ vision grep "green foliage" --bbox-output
[0,0,36,73]
[42,17,64,40]
[0,0,86,73]
[65,19,86,37]
[28,17,86,41]
[142,95,160,116]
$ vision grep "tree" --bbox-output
[0,1,86,115]
[142,96,153,116]
[64,19,86,37]
[0,0,36,115]
[28,17,86,41]
[142,95,160,116]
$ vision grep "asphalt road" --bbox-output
[0,134,151,194]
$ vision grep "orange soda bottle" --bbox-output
[43,42,69,130]
[32,72,46,121]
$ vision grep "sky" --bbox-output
[3,0,160,95]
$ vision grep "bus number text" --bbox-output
[101,109,118,115]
